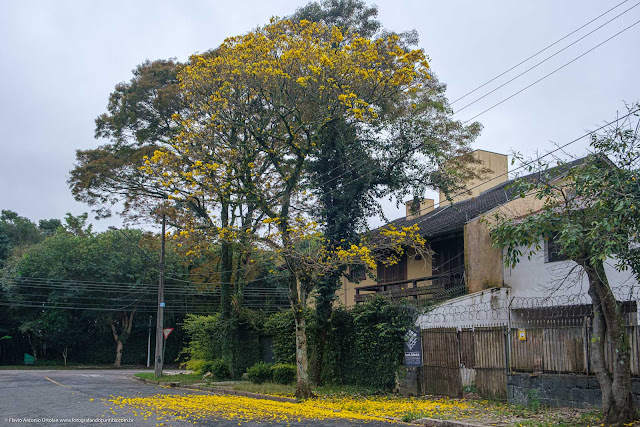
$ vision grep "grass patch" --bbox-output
[135,372,203,385]
[232,382,296,396]
[230,382,388,398]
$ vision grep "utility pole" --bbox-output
[147,315,151,368]
[154,215,166,378]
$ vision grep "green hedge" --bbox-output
[247,362,273,384]
[184,297,413,390]
[271,363,296,384]
[182,309,262,378]
[264,297,414,391]
[263,310,297,364]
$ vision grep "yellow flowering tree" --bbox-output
[148,18,434,398]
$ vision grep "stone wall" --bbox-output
[508,373,640,409]
[398,366,421,396]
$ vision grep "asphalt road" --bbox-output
[0,369,395,427]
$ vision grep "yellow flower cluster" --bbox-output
[108,393,477,424]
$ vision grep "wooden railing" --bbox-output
[354,269,465,303]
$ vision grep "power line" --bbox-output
[3,279,290,296]
[450,0,632,105]
[454,1,640,114]
[461,19,640,124]
[258,3,640,200]
[0,301,284,313]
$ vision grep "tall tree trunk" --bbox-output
[585,259,635,424]
[289,271,313,399]
[114,340,124,368]
[110,310,136,369]
[293,300,313,399]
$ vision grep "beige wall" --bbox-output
[464,219,503,293]
[440,150,508,204]
[465,185,551,293]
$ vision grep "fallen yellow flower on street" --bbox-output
[108,393,476,424]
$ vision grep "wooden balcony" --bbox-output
[354,269,466,304]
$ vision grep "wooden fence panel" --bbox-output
[510,328,543,372]
[542,325,586,373]
[422,329,462,397]
[602,325,640,376]
[459,329,476,387]
[459,329,475,369]
[474,327,507,400]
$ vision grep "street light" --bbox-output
[108,216,166,378]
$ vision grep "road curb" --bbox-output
[412,418,484,427]
[133,376,299,403]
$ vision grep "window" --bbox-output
[349,266,366,281]
[546,234,569,263]
[376,254,407,283]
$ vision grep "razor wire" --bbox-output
[418,282,639,325]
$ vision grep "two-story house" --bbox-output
[336,149,639,328]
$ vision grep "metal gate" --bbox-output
[421,326,507,399]
[421,328,462,397]
[473,327,507,399]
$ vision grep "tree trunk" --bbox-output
[114,340,123,368]
[585,259,636,425]
[293,300,313,399]
[285,267,313,399]
[110,310,136,370]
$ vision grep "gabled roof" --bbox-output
[383,157,587,239]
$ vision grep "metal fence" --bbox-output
[421,320,640,399]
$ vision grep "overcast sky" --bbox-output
[1,0,638,231]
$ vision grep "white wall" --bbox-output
[503,243,639,302]
[417,287,510,329]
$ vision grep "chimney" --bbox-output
[405,198,435,220]
[438,149,509,205]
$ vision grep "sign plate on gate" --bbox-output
[518,328,526,341]
[404,328,422,367]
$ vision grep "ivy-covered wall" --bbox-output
[184,297,414,389]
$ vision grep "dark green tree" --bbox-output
[69,59,183,221]
[0,210,47,267]
[291,0,482,384]
[2,228,189,367]
[38,219,63,236]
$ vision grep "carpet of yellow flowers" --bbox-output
[107,392,603,426]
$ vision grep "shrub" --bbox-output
[246,362,273,384]
[349,296,414,390]
[182,311,263,378]
[271,363,296,384]
[204,359,231,380]
[184,359,208,375]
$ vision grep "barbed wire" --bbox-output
[417,282,639,325]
